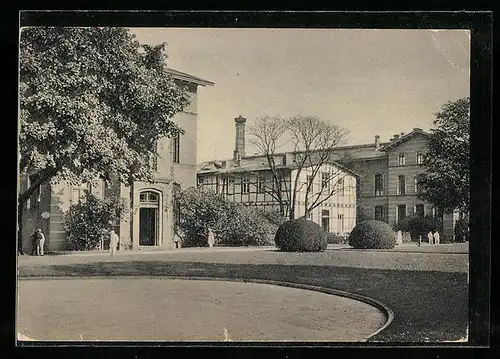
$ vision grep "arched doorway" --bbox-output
[139,191,161,246]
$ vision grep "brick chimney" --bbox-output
[374,135,380,150]
[233,115,246,162]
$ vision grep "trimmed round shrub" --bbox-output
[348,220,396,249]
[274,218,327,252]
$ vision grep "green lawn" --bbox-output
[18,248,468,343]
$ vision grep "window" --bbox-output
[398,153,405,166]
[241,177,250,194]
[415,204,425,218]
[374,174,384,196]
[337,178,345,196]
[221,176,227,194]
[172,133,180,164]
[26,174,41,209]
[397,175,406,195]
[173,184,181,226]
[414,175,424,194]
[375,205,384,221]
[416,152,424,165]
[197,177,204,187]
[228,176,234,194]
[397,204,407,224]
[273,175,283,193]
[72,182,89,204]
[321,172,330,191]
[321,210,330,232]
[140,191,159,204]
[149,141,158,171]
[306,175,314,194]
[337,214,344,232]
[257,175,266,193]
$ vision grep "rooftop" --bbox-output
[166,68,215,87]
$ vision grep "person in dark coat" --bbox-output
[30,228,39,255]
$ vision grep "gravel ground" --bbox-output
[18,278,386,342]
[17,246,468,342]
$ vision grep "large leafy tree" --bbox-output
[18,27,189,250]
[418,97,470,215]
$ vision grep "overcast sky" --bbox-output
[131,28,470,163]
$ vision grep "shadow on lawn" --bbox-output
[20,260,468,343]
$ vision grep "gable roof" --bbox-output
[379,128,430,151]
[166,68,215,87]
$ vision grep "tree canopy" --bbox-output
[417,97,470,214]
[18,27,189,204]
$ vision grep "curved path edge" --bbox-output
[18,275,395,342]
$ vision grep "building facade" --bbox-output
[197,117,358,236]
[198,116,457,240]
[19,69,214,253]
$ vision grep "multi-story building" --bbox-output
[18,68,214,253]
[197,116,358,236]
[198,116,457,239]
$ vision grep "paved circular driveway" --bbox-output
[18,278,386,342]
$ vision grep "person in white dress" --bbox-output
[427,231,434,245]
[207,227,215,248]
[35,228,45,256]
[109,230,118,256]
[396,230,403,245]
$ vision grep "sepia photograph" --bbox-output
[15,11,490,346]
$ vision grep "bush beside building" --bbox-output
[274,218,328,252]
[348,220,396,249]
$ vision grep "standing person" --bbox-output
[433,230,440,245]
[427,231,434,245]
[35,228,45,256]
[396,230,403,245]
[109,230,118,256]
[207,227,215,248]
[30,229,38,255]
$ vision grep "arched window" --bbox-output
[140,191,160,204]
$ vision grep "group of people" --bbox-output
[417,229,440,246]
[428,230,440,245]
[29,228,46,256]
